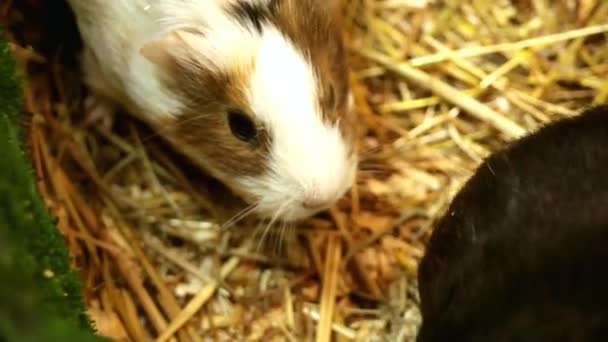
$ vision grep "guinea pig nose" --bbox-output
[302,198,331,210]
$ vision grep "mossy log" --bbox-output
[0,27,107,342]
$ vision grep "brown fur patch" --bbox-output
[265,0,357,154]
[224,0,355,141]
[155,0,356,179]
[155,51,271,179]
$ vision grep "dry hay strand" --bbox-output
[3,0,608,341]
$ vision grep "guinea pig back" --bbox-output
[417,104,608,342]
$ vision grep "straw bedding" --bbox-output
[2,0,607,341]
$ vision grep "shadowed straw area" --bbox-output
[2,0,608,341]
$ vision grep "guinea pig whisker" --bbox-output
[256,201,289,254]
[222,203,259,230]
[272,220,287,256]
[221,202,260,231]
[270,221,279,255]
[256,215,281,254]
[256,221,273,254]
[251,219,267,244]
[279,221,296,256]
[277,220,288,255]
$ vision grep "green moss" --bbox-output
[0,27,107,341]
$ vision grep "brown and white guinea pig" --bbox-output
[417,104,608,342]
[64,0,357,222]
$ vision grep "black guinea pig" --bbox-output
[417,104,608,342]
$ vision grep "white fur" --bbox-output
[66,0,243,122]
[239,24,356,221]
[67,0,356,222]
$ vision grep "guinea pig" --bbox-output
[416,104,608,342]
[64,0,357,222]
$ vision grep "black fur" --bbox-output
[227,0,271,33]
[417,104,608,342]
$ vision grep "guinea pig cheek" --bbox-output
[163,115,270,181]
[251,127,355,222]
[156,103,273,206]
[149,48,276,203]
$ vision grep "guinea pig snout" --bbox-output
[299,178,348,212]
[302,195,332,211]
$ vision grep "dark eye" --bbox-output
[228,110,257,143]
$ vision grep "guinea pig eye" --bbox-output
[227,110,258,143]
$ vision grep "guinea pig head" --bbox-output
[140,0,357,222]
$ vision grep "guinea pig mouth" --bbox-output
[249,200,326,223]
[232,165,356,223]
[254,206,311,223]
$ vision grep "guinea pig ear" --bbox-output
[140,29,204,69]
